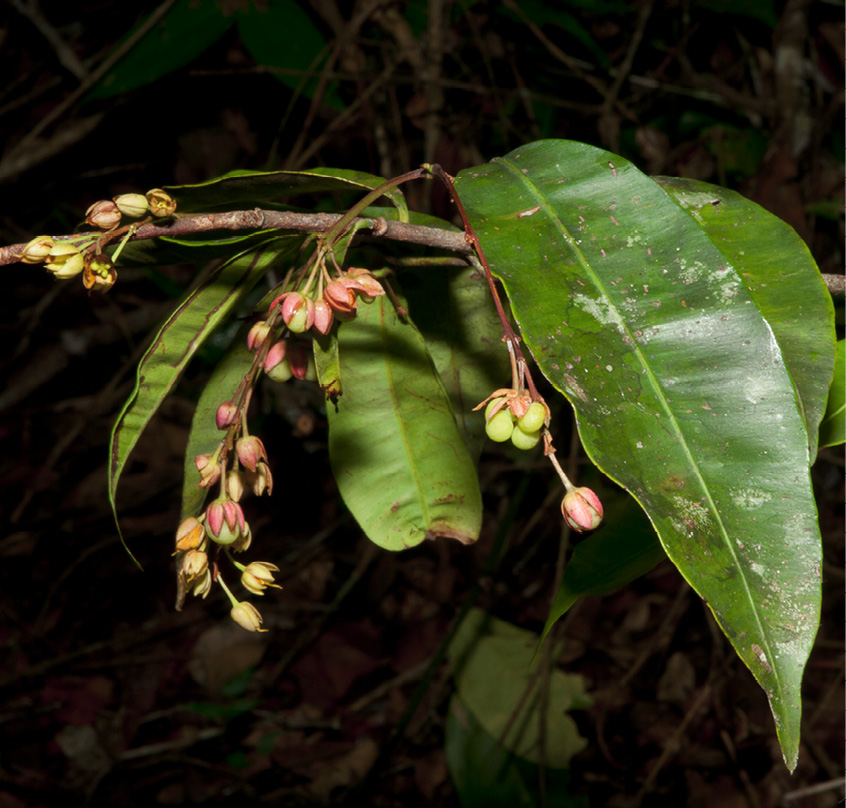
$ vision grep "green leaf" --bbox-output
[403,266,510,459]
[327,296,482,550]
[167,167,408,220]
[236,0,342,109]
[540,491,667,644]
[448,609,591,769]
[445,695,587,808]
[89,0,233,99]
[656,176,836,460]
[455,139,823,770]
[819,339,845,449]
[109,241,296,562]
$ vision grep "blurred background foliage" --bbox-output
[0,2,842,807]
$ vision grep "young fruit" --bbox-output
[484,397,506,421]
[485,409,515,442]
[518,401,545,433]
[511,424,540,450]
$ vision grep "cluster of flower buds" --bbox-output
[267,267,386,339]
[178,264,388,632]
[84,188,176,231]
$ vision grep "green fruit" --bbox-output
[518,401,545,433]
[484,397,506,421]
[511,424,540,450]
[287,305,310,333]
[485,409,514,442]
[267,359,293,382]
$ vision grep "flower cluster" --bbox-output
[17,189,177,292]
[179,260,387,631]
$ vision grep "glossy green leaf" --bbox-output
[445,695,587,808]
[455,139,823,770]
[167,167,408,220]
[109,241,296,562]
[403,266,510,459]
[327,296,482,550]
[819,339,845,449]
[540,491,667,644]
[89,0,233,99]
[448,609,591,768]
[657,176,836,460]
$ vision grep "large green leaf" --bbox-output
[327,296,482,550]
[109,241,297,561]
[89,0,233,99]
[656,177,836,460]
[167,167,408,220]
[455,139,824,770]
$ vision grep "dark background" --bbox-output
[0,1,843,806]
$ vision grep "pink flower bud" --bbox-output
[245,462,273,496]
[323,280,357,314]
[236,435,267,472]
[195,453,222,488]
[280,292,314,333]
[561,487,603,532]
[247,320,271,351]
[287,341,309,380]
[205,497,247,545]
[85,199,122,230]
[313,299,334,335]
[342,268,385,298]
[216,400,238,430]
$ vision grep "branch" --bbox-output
[0,209,471,266]
[2,210,843,298]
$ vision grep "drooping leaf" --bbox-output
[89,0,233,99]
[109,241,297,562]
[445,695,587,808]
[657,176,836,460]
[327,296,482,550]
[819,339,845,449]
[167,167,408,221]
[455,139,824,770]
[448,609,591,769]
[403,266,509,459]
